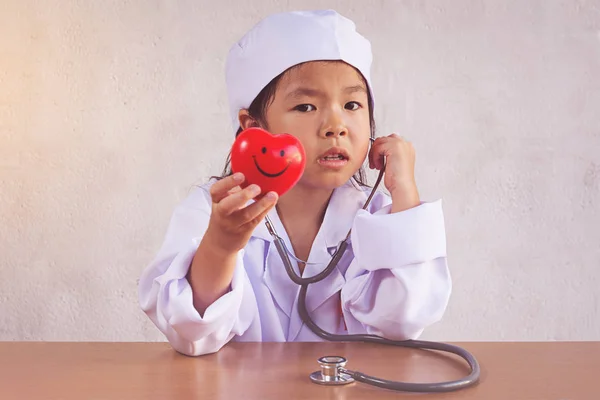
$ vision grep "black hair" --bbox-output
[213,62,376,186]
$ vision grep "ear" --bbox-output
[238,110,260,130]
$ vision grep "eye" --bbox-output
[294,104,315,112]
[280,150,285,157]
[261,147,267,154]
[345,101,361,111]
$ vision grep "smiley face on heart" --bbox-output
[230,127,306,196]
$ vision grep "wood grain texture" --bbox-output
[0,342,598,399]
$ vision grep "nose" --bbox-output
[321,108,348,139]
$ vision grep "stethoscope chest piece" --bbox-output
[309,356,354,385]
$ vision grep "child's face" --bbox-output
[263,61,371,190]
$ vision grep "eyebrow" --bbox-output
[285,84,367,100]
[344,85,368,94]
[285,87,324,100]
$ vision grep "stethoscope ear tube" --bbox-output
[270,234,349,286]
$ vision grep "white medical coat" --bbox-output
[138,179,451,356]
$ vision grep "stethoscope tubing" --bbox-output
[264,158,481,392]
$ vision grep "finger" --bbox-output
[216,184,261,216]
[370,138,390,170]
[372,140,396,170]
[210,173,245,203]
[375,138,415,170]
[236,191,278,226]
[389,133,414,150]
[368,140,374,169]
[227,185,242,196]
[369,137,387,169]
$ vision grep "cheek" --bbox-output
[348,110,371,131]
[349,123,371,154]
[356,140,370,163]
[296,137,318,161]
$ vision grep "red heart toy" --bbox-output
[230,127,306,196]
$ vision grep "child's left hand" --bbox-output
[369,134,421,212]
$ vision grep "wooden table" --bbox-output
[0,342,597,399]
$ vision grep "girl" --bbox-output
[138,9,451,356]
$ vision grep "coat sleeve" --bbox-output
[138,185,257,356]
[340,196,452,340]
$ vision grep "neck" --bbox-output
[275,183,333,229]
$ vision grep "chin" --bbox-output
[299,171,354,191]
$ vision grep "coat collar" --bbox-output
[251,179,371,249]
[254,180,375,340]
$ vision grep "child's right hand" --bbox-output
[204,172,278,254]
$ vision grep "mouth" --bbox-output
[252,156,290,178]
[317,147,350,169]
[317,147,350,162]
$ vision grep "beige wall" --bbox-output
[1,0,599,341]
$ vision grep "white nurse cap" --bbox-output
[225,9,374,132]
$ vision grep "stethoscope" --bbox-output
[262,140,481,393]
